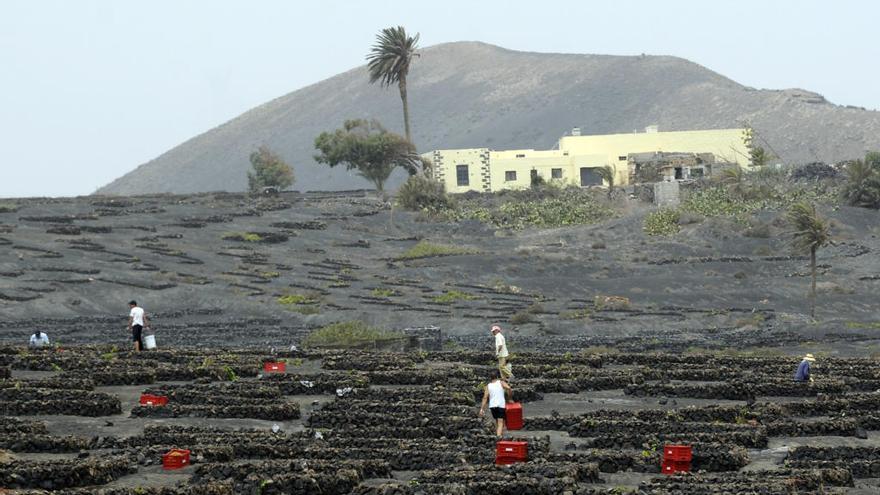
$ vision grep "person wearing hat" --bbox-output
[491,325,512,380]
[794,353,815,383]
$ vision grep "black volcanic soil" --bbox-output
[1,190,878,354]
[1,190,879,493]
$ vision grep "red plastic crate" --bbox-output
[263,362,286,373]
[663,444,692,462]
[162,449,190,470]
[661,459,691,475]
[505,402,523,430]
[495,440,528,464]
[139,394,169,407]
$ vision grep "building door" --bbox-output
[580,167,602,186]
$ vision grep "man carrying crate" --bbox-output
[479,369,513,437]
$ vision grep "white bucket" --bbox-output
[143,334,157,350]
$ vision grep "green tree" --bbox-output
[595,165,616,199]
[367,26,420,143]
[786,201,832,318]
[841,159,880,209]
[246,146,294,193]
[313,119,420,192]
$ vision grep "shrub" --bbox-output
[278,293,320,305]
[247,146,294,193]
[681,186,758,220]
[222,232,263,242]
[432,290,477,304]
[438,188,614,230]
[370,288,397,298]
[560,309,591,320]
[0,203,19,213]
[510,311,535,325]
[397,241,476,260]
[643,209,680,236]
[304,321,403,348]
[397,174,452,211]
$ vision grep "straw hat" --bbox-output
[803,353,816,362]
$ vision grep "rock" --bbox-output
[658,396,668,405]
[855,427,868,439]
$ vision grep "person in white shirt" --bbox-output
[127,300,149,352]
[479,369,513,437]
[491,325,512,379]
[29,331,50,347]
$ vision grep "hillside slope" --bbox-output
[97,41,880,194]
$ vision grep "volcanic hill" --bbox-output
[98,41,880,195]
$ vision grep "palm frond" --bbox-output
[785,201,831,253]
[366,26,420,87]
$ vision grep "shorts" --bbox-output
[490,407,506,420]
[132,325,143,344]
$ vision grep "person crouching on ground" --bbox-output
[127,300,149,352]
[491,325,512,380]
[794,353,815,383]
[479,369,513,438]
[29,331,50,348]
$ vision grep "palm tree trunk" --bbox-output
[810,246,817,318]
[398,77,411,143]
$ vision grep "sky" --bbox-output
[1,0,878,198]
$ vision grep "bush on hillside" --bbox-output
[397,174,452,211]
[643,209,680,236]
[442,188,615,230]
[303,321,403,348]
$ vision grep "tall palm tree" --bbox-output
[595,165,616,199]
[786,201,832,318]
[367,26,420,143]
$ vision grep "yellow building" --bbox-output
[426,127,752,193]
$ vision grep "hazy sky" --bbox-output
[1,0,877,198]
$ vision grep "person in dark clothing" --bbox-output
[794,353,815,382]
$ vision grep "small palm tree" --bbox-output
[596,166,616,199]
[841,159,880,209]
[367,26,420,144]
[786,201,832,318]
[718,166,747,198]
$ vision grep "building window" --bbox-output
[618,156,627,161]
[456,165,469,186]
[515,154,525,158]
[551,168,563,179]
[690,168,705,178]
[505,170,517,181]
